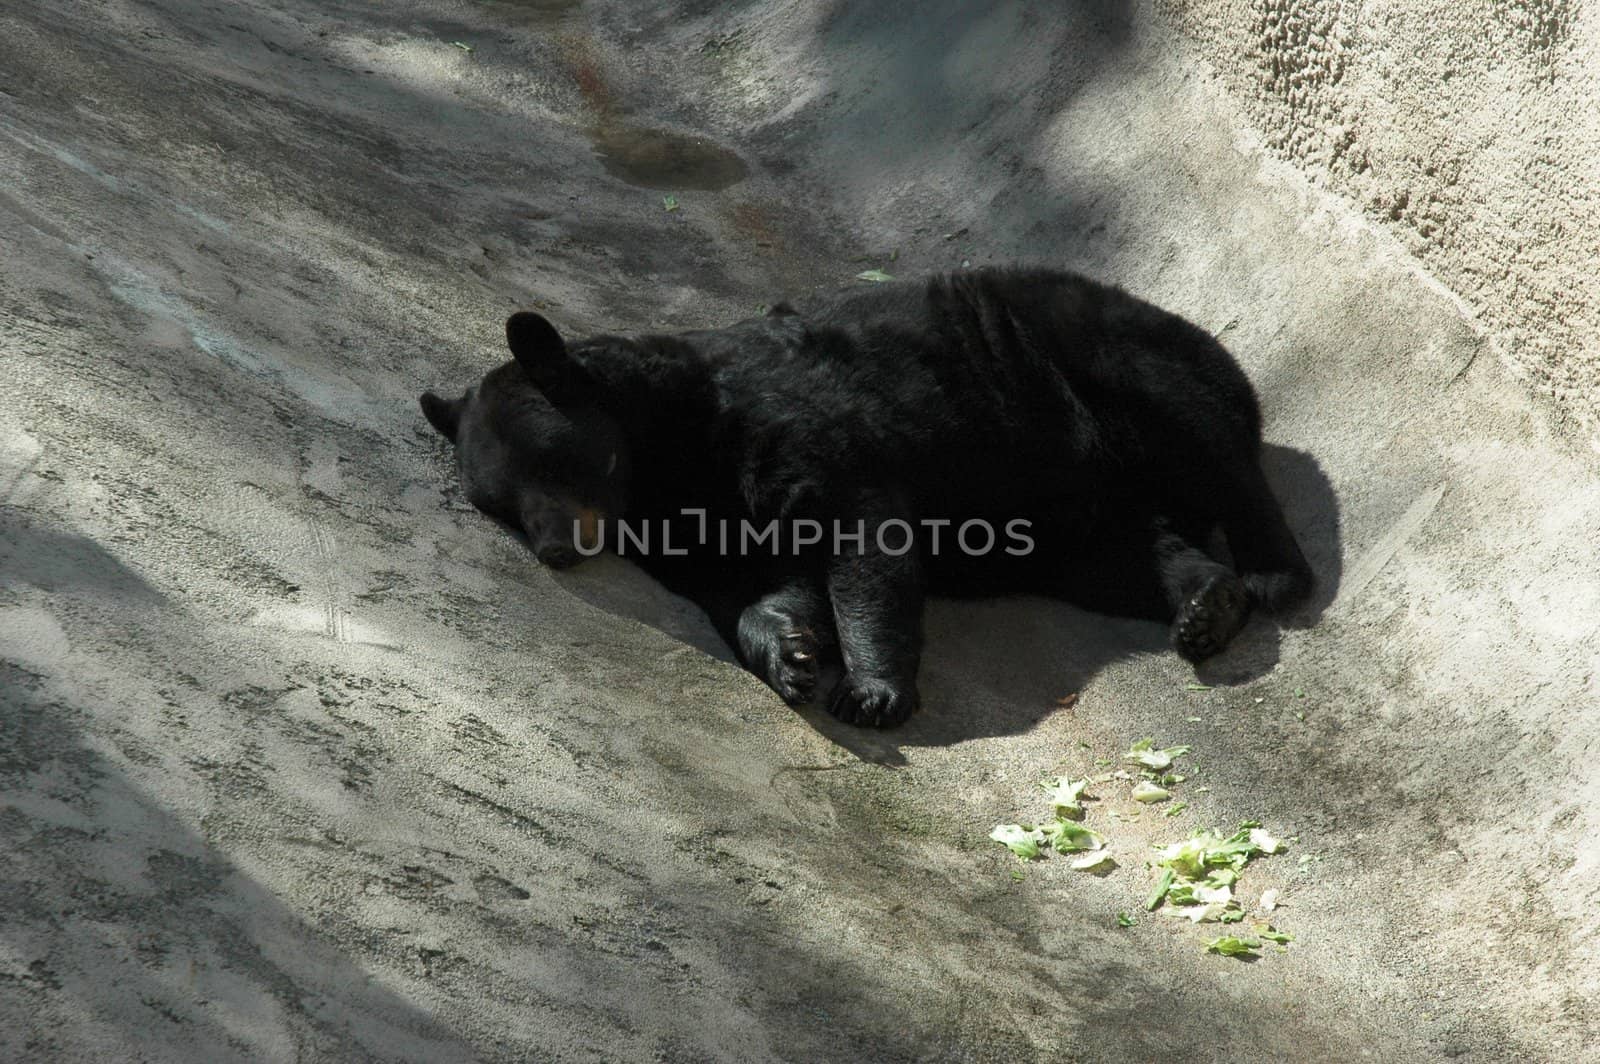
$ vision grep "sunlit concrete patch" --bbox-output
[247,602,399,649]
[0,604,71,671]
[0,118,231,233]
[91,250,394,427]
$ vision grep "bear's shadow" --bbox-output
[554,444,1341,762]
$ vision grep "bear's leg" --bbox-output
[1159,532,1252,663]
[736,578,836,705]
[1055,517,1251,662]
[1216,462,1314,613]
[824,499,925,727]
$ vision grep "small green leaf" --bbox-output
[1042,820,1104,853]
[1132,781,1170,803]
[989,823,1045,861]
[1205,936,1261,957]
[1041,776,1090,819]
[855,269,895,282]
[451,40,474,53]
[1116,912,1136,928]
[1124,740,1191,772]
[1163,802,1189,818]
[662,195,679,212]
[1146,868,1175,911]
[1260,928,1294,944]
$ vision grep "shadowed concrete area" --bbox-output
[2,1,1597,1060]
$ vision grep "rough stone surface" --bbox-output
[2,1,1597,1062]
[1160,0,1600,440]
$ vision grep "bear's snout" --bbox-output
[520,495,600,568]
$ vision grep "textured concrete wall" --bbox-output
[1158,0,1600,441]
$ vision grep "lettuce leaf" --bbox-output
[1124,738,1192,772]
[989,823,1045,861]
[1206,936,1261,957]
[1042,776,1091,819]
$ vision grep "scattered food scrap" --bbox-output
[988,739,1297,958]
[989,823,1045,861]
[1043,776,1090,819]
[1132,781,1171,803]
[1206,936,1261,957]
[1124,738,1191,772]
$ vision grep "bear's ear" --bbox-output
[419,391,463,442]
[506,311,595,406]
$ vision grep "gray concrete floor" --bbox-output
[3,1,1597,1061]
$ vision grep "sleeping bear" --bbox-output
[419,267,1312,728]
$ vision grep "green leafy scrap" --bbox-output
[989,823,1045,861]
[1131,781,1171,804]
[1206,936,1261,957]
[1146,868,1175,910]
[1155,825,1270,881]
[1124,739,1192,772]
[1042,776,1090,819]
[1042,820,1104,854]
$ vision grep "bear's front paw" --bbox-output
[763,629,821,705]
[1172,572,1250,663]
[827,675,919,728]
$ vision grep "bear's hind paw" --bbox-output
[1171,573,1250,663]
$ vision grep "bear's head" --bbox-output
[420,312,630,569]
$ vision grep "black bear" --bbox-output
[419,267,1312,728]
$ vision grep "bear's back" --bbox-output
[701,268,1259,515]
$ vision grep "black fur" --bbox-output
[419,267,1313,727]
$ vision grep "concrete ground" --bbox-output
[3,1,1597,1061]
